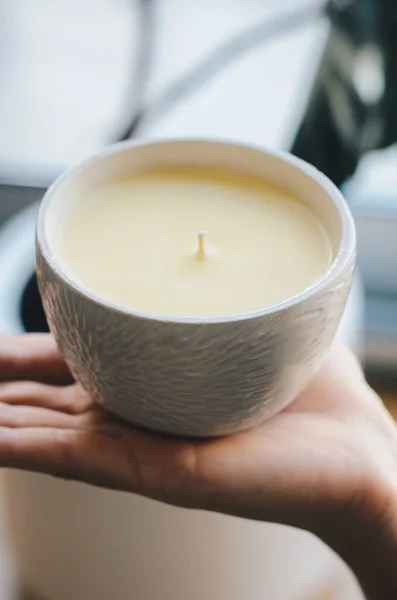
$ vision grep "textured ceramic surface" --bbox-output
[36,140,356,437]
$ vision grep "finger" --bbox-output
[0,382,93,414]
[0,334,73,385]
[0,403,81,430]
[0,427,137,492]
[0,420,201,501]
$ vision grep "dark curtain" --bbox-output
[292,0,397,188]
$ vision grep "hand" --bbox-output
[0,333,396,535]
[3,334,397,599]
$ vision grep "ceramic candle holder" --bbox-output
[36,139,356,437]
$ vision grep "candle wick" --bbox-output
[197,230,208,260]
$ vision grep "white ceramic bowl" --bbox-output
[36,139,356,437]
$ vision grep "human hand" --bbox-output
[4,333,397,599]
[1,333,396,537]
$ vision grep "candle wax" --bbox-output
[59,166,332,317]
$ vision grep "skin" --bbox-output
[1,333,397,599]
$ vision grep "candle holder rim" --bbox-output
[36,137,356,326]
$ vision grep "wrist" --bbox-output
[315,473,397,599]
[332,484,397,558]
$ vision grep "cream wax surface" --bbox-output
[59,166,332,318]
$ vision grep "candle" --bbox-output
[59,165,332,318]
[37,140,355,437]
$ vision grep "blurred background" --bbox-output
[0,1,397,599]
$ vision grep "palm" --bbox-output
[1,333,395,533]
